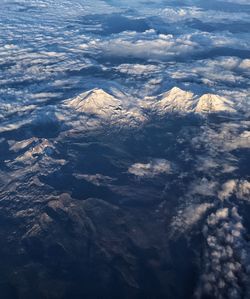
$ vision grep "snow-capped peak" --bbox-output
[65,88,122,117]
[62,86,237,134]
[156,87,195,112]
[161,86,194,99]
[195,94,236,113]
[144,86,236,114]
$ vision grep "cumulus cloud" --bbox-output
[171,202,214,235]
[219,179,250,201]
[0,2,250,298]
[163,56,250,91]
[217,0,250,4]
[192,122,250,153]
[160,6,250,23]
[114,63,160,76]
[189,178,218,197]
[128,159,172,178]
[218,180,238,201]
[196,207,250,299]
[239,59,250,71]
[195,156,238,174]
[1,0,250,124]
[82,29,250,61]
[237,180,250,201]
[0,0,117,117]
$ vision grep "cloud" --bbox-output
[159,7,250,24]
[218,180,238,201]
[73,173,116,186]
[114,63,160,76]
[1,0,250,128]
[171,202,214,235]
[162,56,250,92]
[189,178,218,197]
[83,29,250,62]
[237,180,250,201]
[195,156,238,174]
[196,207,250,299]
[219,179,250,201]
[217,0,250,4]
[239,59,250,71]
[192,122,250,153]
[0,2,249,299]
[128,159,172,178]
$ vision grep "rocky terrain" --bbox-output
[0,86,249,299]
[0,0,250,298]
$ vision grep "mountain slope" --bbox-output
[61,87,237,134]
[154,87,196,112]
[195,94,236,113]
[143,87,236,114]
[62,88,146,131]
[65,88,122,117]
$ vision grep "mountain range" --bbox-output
[61,86,237,132]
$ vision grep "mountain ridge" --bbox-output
[65,86,236,116]
[60,86,237,132]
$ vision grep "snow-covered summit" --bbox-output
[61,86,237,133]
[65,88,122,117]
[195,94,236,113]
[144,87,236,114]
[62,88,146,131]
[154,87,196,112]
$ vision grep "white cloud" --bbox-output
[219,179,250,201]
[237,180,250,201]
[217,0,250,4]
[171,202,214,235]
[192,122,250,153]
[189,178,218,197]
[196,207,250,299]
[239,59,250,71]
[128,159,172,178]
[115,64,160,76]
[160,6,250,23]
[165,56,250,90]
[196,156,238,174]
[82,29,250,61]
[218,180,238,201]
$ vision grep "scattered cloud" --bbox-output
[189,178,218,197]
[171,202,214,235]
[74,173,116,186]
[192,122,250,153]
[114,63,160,76]
[219,179,250,202]
[196,207,250,299]
[128,159,172,178]
[83,29,250,62]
